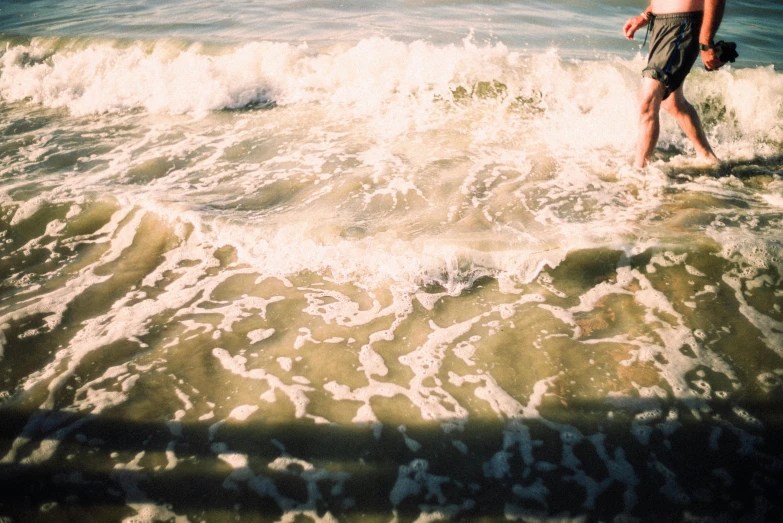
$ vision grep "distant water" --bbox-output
[2,0,783,67]
[1,1,783,522]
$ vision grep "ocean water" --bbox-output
[1,1,782,521]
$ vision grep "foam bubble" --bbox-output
[229,405,258,421]
[248,328,275,344]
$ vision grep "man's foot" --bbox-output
[695,152,721,167]
[634,155,650,169]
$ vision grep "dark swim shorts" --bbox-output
[642,12,703,99]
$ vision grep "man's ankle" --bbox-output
[696,150,719,161]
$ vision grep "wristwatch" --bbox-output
[699,41,714,51]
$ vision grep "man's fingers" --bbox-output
[701,50,723,72]
[704,58,723,70]
[623,18,637,39]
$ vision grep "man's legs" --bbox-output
[635,78,666,168]
[660,86,719,164]
[635,77,720,168]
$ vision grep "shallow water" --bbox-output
[1,1,783,522]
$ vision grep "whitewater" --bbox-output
[1,1,782,521]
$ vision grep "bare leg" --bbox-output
[661,85,719,164]
[635,78,666,168]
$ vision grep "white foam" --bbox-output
[113,451,190,523]
[216,449,249,470]
[390,459,449,507]
[762,192,783,207]
[248,328,275,343]
[277,357,293,372]
[574,265,740,405]
[212,348,317,420]
[646,251,687,274]
[294,328,320,350]
[732,405,763,428]
[398,425,422,453]
[452,341,477,366]
[174,388,193,411]
[202,451,346,520]
[416,292,449,310]
[164,441,178,471]
[9,195,47,226]
[451,440,469,455]
[229,405,258,421]
[722,275,783,357]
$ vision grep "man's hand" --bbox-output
[701,47,723,71]
[623,15,648,39]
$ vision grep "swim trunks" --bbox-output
[642,12,703,99]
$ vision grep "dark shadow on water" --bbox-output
[719,153,783,178]
[1,398,782,522]
[222,100,277,113]
[665,153,783,180]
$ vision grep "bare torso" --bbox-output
[652,0,705,14]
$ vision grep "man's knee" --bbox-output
[661,87,692,116]
[639,93,661,123]
[639,79,665,119]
